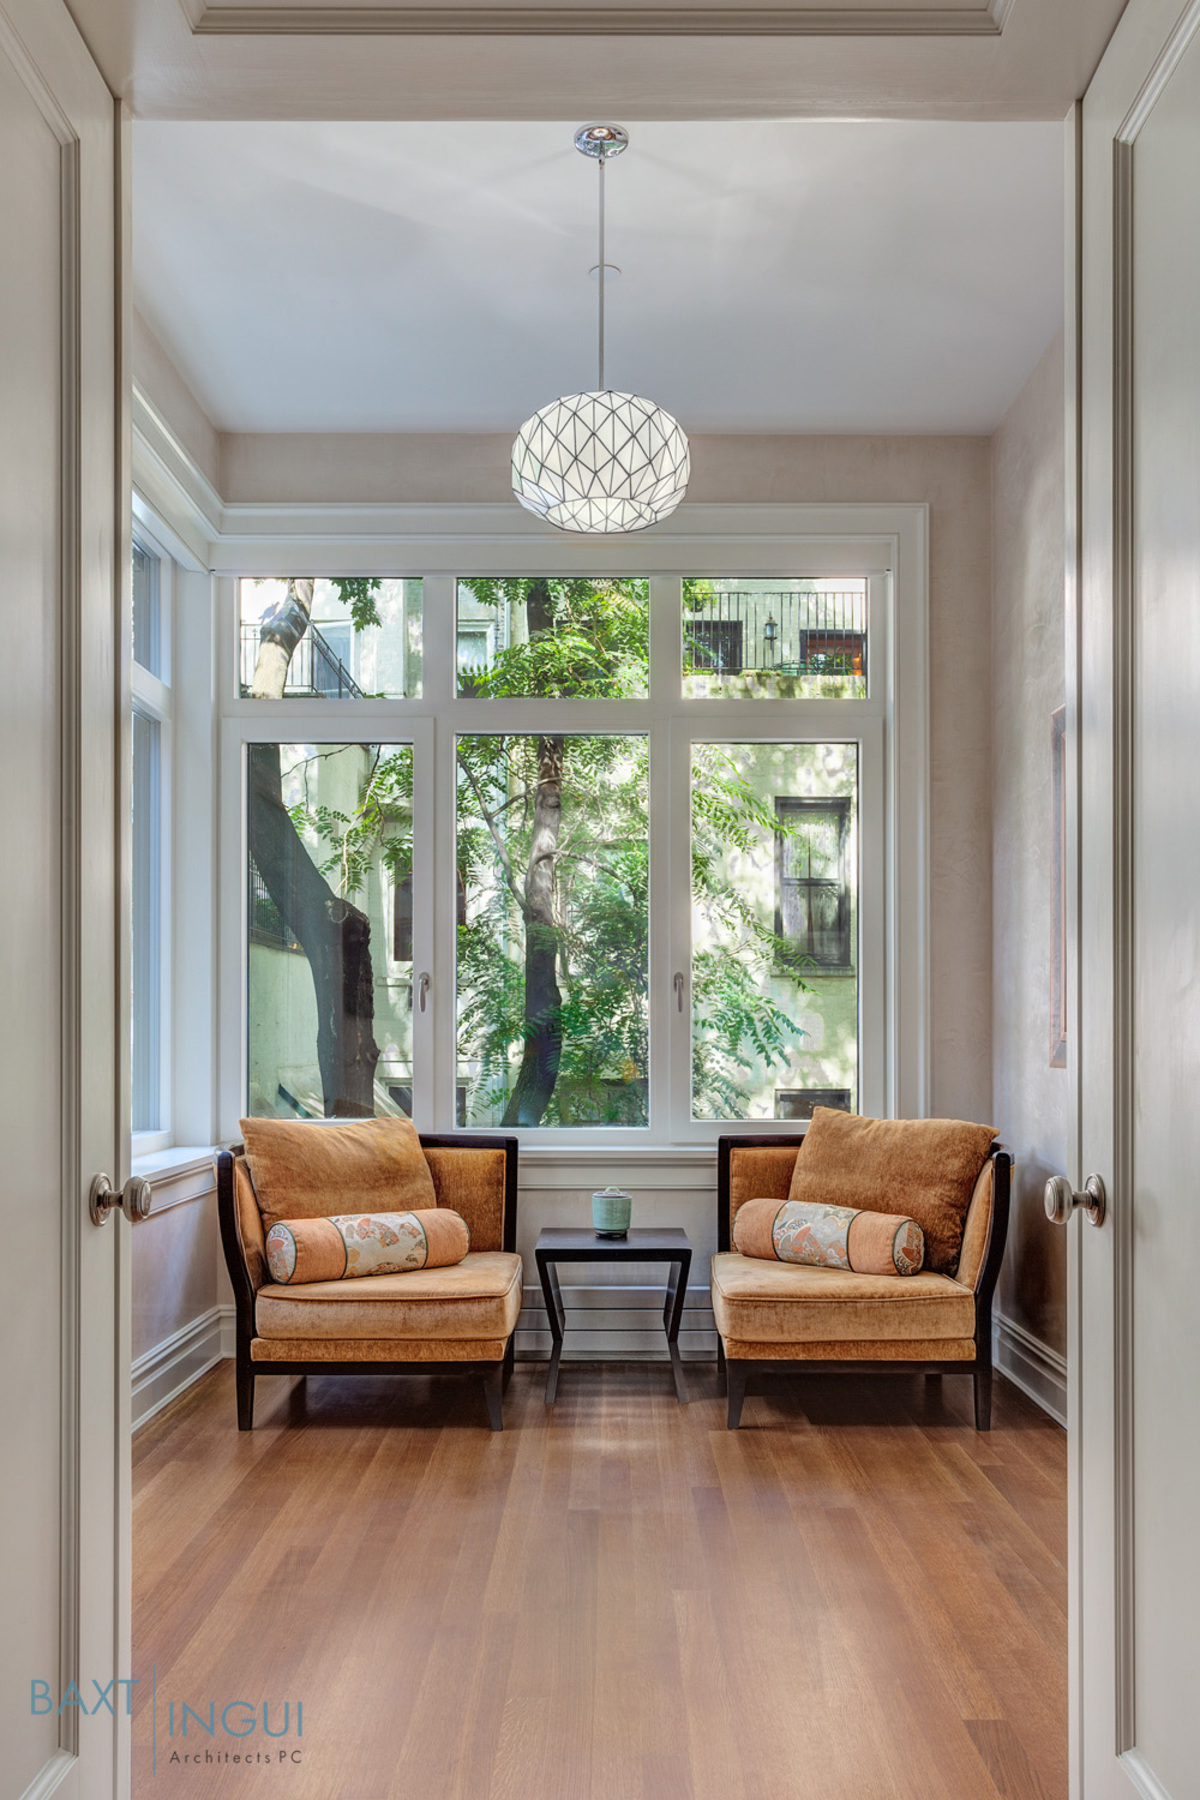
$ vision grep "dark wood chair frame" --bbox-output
[217,1132,520,1433]
[715,1134,1013,1431]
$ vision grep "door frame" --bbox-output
[0,0,128,1793]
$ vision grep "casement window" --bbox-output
[131,529,174,1149]
[219,522,924,1144]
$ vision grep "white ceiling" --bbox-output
[133,118,1063,435]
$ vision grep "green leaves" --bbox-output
[456,730,649,1126]
[689,744,811,1120]
[329,577,383,634]
[285,746,413,902]
[459,577,648,699]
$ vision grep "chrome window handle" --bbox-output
[673,971,685,1013]
[417,971,431,1013]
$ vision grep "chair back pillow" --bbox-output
[734,1196,925,1276]
[788,1108,996,1275]
[265,1208,468,1285]
[240,1115,436,1233]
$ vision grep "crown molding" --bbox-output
[192,0,1008,37]
[132,385,223,570]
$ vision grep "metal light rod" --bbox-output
[573,123,628,393]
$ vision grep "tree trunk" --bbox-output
[502,731,565,1127]
[250,577,315,698]
[249,745,380,1117]
[247,579,380,1114]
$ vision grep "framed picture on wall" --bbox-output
[1050,706,1067,1068]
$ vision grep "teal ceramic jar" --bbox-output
[592,1187,633,1239]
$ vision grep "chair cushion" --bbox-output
[788,1108,997,1274]
[265,1209,469,1285]
[239,1115,436,1233]
[733,1196,925,1276]
[254,1249,523,1342]
[710,1251,974,1345]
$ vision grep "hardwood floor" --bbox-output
[133,1361,1066,1800]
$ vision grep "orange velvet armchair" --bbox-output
[713,1134,1012,1430]
[218,1131,520,1431]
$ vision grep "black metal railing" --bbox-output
[683,589,867,679]
[248,859,302,953]
[240,622,365,699]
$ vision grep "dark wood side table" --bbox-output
[534,1226,693,1405]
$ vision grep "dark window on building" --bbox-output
[685,617,744,673]
[775,796,853,972]
[388,1082,468,1127]
[774,1087,853,1121]
[393,870,413,963]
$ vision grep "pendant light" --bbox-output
[511,123,690,535]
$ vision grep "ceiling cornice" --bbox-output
[191,0,1010,37]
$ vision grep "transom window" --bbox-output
[224,550,900,1143]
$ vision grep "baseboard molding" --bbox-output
[132,1306,233,1431]
[993,1312,1067,1427]
[516,1282,716,1361]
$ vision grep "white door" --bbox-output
[0,0,126,1795]
[1072,0,1200,1794]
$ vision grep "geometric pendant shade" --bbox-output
[511,389,690,534]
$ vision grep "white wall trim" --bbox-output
[17,1751,76,1800]
[131,1305,228,1431]
[517,1281,714,1361]
[132,386,221,574]
[130,1147,216,1215]
[994,1310,1067,1427]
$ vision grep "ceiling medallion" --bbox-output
[511,124,690,535]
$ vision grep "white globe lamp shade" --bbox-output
[511,390,690,534]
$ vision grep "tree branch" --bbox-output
[458,754,527,917]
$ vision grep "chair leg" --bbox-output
[236,1358,255,1432]
[483,1364,505,1432]
[502,1334,515,1391]
[716,1337,726,1383]
[973,1364,993,1432]
[726,1361,748,1430]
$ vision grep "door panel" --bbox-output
[1131,36,1200,1795]
[0,0,123,1795]
[1078,1,1200,1795]
[0,39,67,1793]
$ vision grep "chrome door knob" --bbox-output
[89,1174,154,1227]
[1044,1173,1106,1227]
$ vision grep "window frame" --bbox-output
[214,505,928,1146]
[130,521,175,1155]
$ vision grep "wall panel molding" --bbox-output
[994,1310,1067,1426]
[131,1305,227,1431]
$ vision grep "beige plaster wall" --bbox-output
[991,332,1068,1357]
[131,1194,220,1365]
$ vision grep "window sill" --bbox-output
[131,1145,218,1215]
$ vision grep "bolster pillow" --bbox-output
[265,1209,469,1285]
[733,1197,925,1277]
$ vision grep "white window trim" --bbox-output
[130,518,176,1156]
[208,503,928,1148]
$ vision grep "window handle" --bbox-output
[673,971,685,1013]
[417,971,431,1013]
